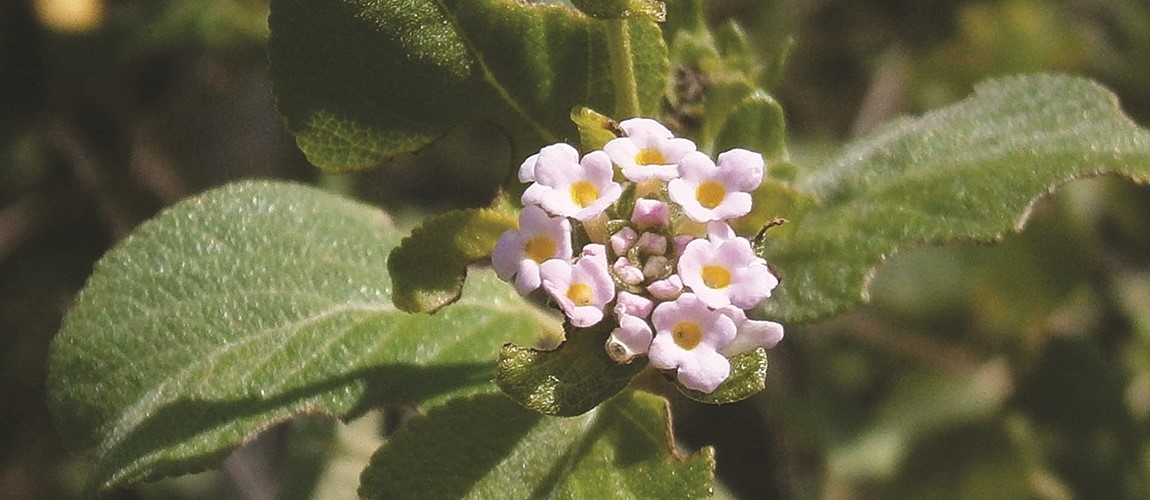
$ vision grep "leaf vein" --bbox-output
[430,0,558,142]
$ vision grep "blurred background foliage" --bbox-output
[2,0,1149,498]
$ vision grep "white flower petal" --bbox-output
[648,293,737,393]
[717,306,784,356]
[518,153,539,183]
[606,314,654,363]
[716,148,764,192]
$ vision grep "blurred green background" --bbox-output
[2,0,1149,498]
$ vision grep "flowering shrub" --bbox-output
[42,0,1150,497]
[494,118,784,393]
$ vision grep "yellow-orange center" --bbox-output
[566,283,594,306]
[569,181,599,208]
[523,236,557,263]
[701,265,732,289]
[672,321,703,350]
[635,147,667,166]
[695,181,727,209]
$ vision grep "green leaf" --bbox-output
[730,180,816,240]
[571,106,622,152]
[268,0,668,172]
[713,89,787,162]
[763,75,1150,323]
[663,0,787,159]
[358,390,714,499]
[497,319,647,416]
[571,0,666,21]
[669,348,768,404]
[46,181,553,492]
[389,208,517,313]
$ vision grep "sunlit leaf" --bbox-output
[46,181,552,492]
[389,208,517,313]
[571,0,666,21]
[763,75,1150,323]
[669,347,768,404]
[497,319,647,417]
[571,106,622,152]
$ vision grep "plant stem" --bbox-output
[606,18,641,118]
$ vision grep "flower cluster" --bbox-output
[493,118,784,394]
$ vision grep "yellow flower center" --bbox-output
[569,181,599,208]
[701,265,732,289]
[695,181,726,209]
[523,236,557,263]
[635,147,667,166]
[566,283,594,306]
[672,321,703,350]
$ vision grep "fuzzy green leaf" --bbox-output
[762,75,1150,323]
[46,181,553,492]
[497,319,647,416]
[268,0,668,172]
[358,390,714,499]
[389,208,517,313]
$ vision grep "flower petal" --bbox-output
[715,148,764,192]
[606,314,654,363]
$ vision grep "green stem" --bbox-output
[606,18,641,118]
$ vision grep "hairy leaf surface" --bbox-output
[762,75,1150,323]
[269,0,668,171]
[497,320,647,417]
[47,181,552,492]
[389,208,517,313]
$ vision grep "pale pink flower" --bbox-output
[518,142,579,183]
[717,306,785,356]
[603,118,696,182]
[636,232,668,256]
[649,293,737,393]
[668,149,763,222]
[492,205,573,295]
[647,274,683,301]
[678,235,777,309]
[539,245,615,327]
[606,314,654,363]
[610,227,638,256]
[631,198,670,229]
[706,221,737,242]
[614,290,654,319]
[580,243,606,259]
[523,150,622,221]
[612,257,644,285]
